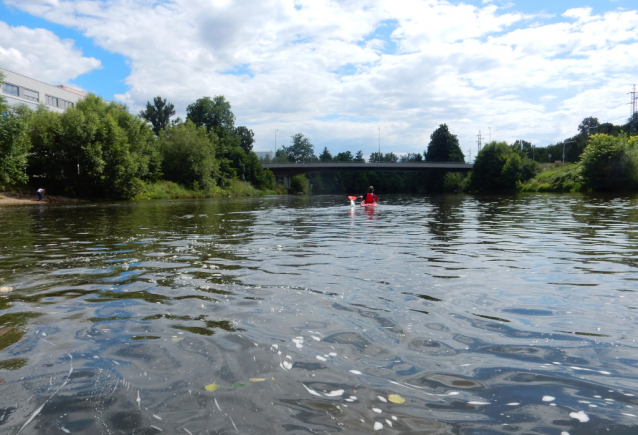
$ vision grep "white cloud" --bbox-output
[0,21,101,85]
[3,0,638,155]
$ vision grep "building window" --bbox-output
[22,88,39,102]
[60,99,74,110]
[46,95,59,107]
[2,82,19,96]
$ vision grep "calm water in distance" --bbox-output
[0,193,638,434]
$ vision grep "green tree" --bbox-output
[186,96,236,140]
[578,116,600,136]
[579,133,638,191]
[354,150,365,162]
[469,141,539,192]
[26,95,158,199]
[425,124,464,162]
[282,133,315,163]
[139,96,175,135]
[235,126,254,153]
[334,151,354,162]
[159,120,218,189]
[0,103,31,189]
[319,147,332,162]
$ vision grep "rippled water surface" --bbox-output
[1,194,638,434]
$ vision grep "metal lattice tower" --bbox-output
[477,130,482,153]
[629,85,638,117]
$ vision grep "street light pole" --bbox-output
[563,140,575,164]
[378,127,381,164]
[275,129,278,158]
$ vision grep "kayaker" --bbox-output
[358,186,378,204]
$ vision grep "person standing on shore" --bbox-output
[36,188,44,202]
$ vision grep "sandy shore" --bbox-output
[0,192,82,206]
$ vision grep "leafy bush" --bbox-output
[0,104,31,189]
[159,121,218,190]
[290,174,310,193]
[469,142,539,192]
[579,134,638,191]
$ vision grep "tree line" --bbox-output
[0,79,274,199]
[2,67,637,197]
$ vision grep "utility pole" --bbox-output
[378,127,381,164]
[629,84,638,117]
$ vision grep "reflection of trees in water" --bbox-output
[424,194,466,241]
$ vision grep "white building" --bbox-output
[0,67,87,112]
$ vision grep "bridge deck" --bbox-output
[263,162,473,177]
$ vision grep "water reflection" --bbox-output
[0,194,637,434]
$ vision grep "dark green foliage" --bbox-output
[159,120,218,190]
[139,96,175,135]
[26,95,159,199]
[290,174,310,193]
[425,124,464,162]
[579,134,638,191]
[469,141,539,192]
[368,152,398,163]
[186,96,235,140]
[0,104,31,188]
[282,133,315,163]
[578,116,600,135]
[334,151,354,162]
[319,147,332,162]
[235,126,254,153]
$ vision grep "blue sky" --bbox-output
[1,0,637,157]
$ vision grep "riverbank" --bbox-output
[1,180,286,206]
[0,191,83,206]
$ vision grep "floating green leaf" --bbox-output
[204,383,219,392]
[232,381,251,389]
[249,378,266,382]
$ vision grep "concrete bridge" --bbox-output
[263,162,473,188]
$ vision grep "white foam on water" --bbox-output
[350,370,362,375]
[301,384,322,397]
[373,422,383,430]
[311,336,321,341]
[325,389,344,397]
[316,355,327,361]
[385,419,393,427]
[622,413,637,417]
[569,411,589,422]
[468,401,490,405]
[542,396,555,402]
[506,403,520,406]
[373,408,382,413]
[378,396,387,402]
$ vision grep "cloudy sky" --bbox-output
[1,0,637,158]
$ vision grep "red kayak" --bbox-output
[361,202,377,207]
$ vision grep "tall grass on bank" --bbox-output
[133,180,283,200]
[520,163,582,193]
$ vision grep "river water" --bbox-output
[0,194,637,434]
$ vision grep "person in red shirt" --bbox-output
[358,186,378,204]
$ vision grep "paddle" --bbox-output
[348,196,357,201]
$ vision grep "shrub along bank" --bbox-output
[0,92,276,200]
